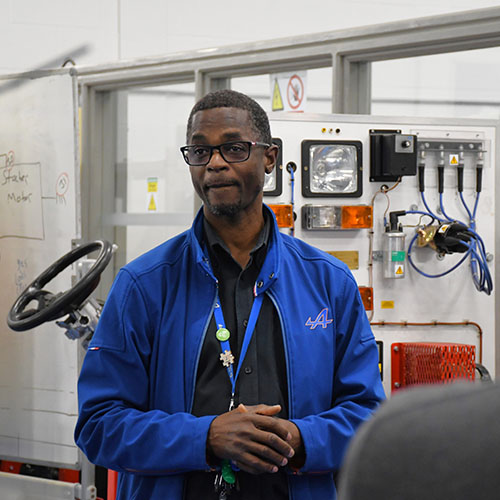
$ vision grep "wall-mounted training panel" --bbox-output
[268,113,496,395]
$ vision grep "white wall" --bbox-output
[1,0,500,72]
[4,0,500,260]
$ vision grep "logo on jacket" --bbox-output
[305,308,333,330]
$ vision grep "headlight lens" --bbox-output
[309,144,358,194]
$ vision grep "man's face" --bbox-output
[187,107,277,219]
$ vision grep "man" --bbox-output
[75,89,385,500]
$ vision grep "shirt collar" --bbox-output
[203,209,271,263]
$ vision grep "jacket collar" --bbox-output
[189,204,281,293]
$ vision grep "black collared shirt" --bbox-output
[184,212,289,500]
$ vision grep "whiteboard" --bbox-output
[0,70,80,467]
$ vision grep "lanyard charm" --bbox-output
[220,350,234,368]
[214,286,264,468]
[214,460,238,499]
[214,472,233,499]
[212,287,263,498]
[213,290,264,403]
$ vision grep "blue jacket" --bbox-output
[75,206,385,500]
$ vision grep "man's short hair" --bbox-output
[186,89,272,144]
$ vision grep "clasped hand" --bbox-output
[207,404,303,475]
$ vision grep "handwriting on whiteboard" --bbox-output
[0,150,71,239]
[0,151,44,239]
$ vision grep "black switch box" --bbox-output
[370,129,417,182]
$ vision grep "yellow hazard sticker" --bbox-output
[395,265,404,276]
[381,300,394,309]
[449,154,459,166]
[148,194,157,212]
[272,80,284,111]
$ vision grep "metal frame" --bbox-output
[0,471,96,500]
[300,139,363,198]
[76,7,500,111]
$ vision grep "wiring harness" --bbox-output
[402,149,492,295]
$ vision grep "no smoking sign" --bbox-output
[287,74,304,110]
[270,71,307,112]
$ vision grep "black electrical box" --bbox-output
[370,130,417,182]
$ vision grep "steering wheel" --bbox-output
[7,240,113,332]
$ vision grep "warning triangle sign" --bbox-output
[148,194,157,211]
[272,80,284,111]
[450,155,459,165]
[395,266,403,275]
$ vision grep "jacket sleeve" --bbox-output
[291,272,385,474]
[74,269,215,475]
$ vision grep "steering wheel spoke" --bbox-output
[7,240,113,331]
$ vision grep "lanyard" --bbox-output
[213,285,264,411]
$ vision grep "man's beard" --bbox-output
[202,182,262,219]
[204,199,242,218]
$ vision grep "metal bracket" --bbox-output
[74,483,97,500]
[418,140,485,153]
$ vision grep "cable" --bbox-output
[409,151,492,295]
[420,192,444,223]
[438,193,458,223]
[287,163,295,237]
[367,179,402,322]
[472,193,480,220]
[407,232,471,278]
[405,216,492,294]
[459,192,473,221]
[405,210,435,224]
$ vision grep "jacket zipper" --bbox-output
[267,290,296,500]
[188,262,218,413]
[267,290,292,418]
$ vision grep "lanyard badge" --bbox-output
[212,283,264,497]
[213,286,264,409]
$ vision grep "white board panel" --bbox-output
[0,70,80,466]
[269,113,496,396]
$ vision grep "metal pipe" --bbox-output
[370,320,483,363]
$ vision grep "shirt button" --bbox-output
[244,366,252,374]
[243,319,248,327]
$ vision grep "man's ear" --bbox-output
[264,144,279,174]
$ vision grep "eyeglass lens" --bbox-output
[185,142,250,165]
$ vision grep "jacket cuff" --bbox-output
[192,415,218,471]
[290,418,326,474]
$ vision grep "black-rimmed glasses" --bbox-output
[180,141,270,166]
